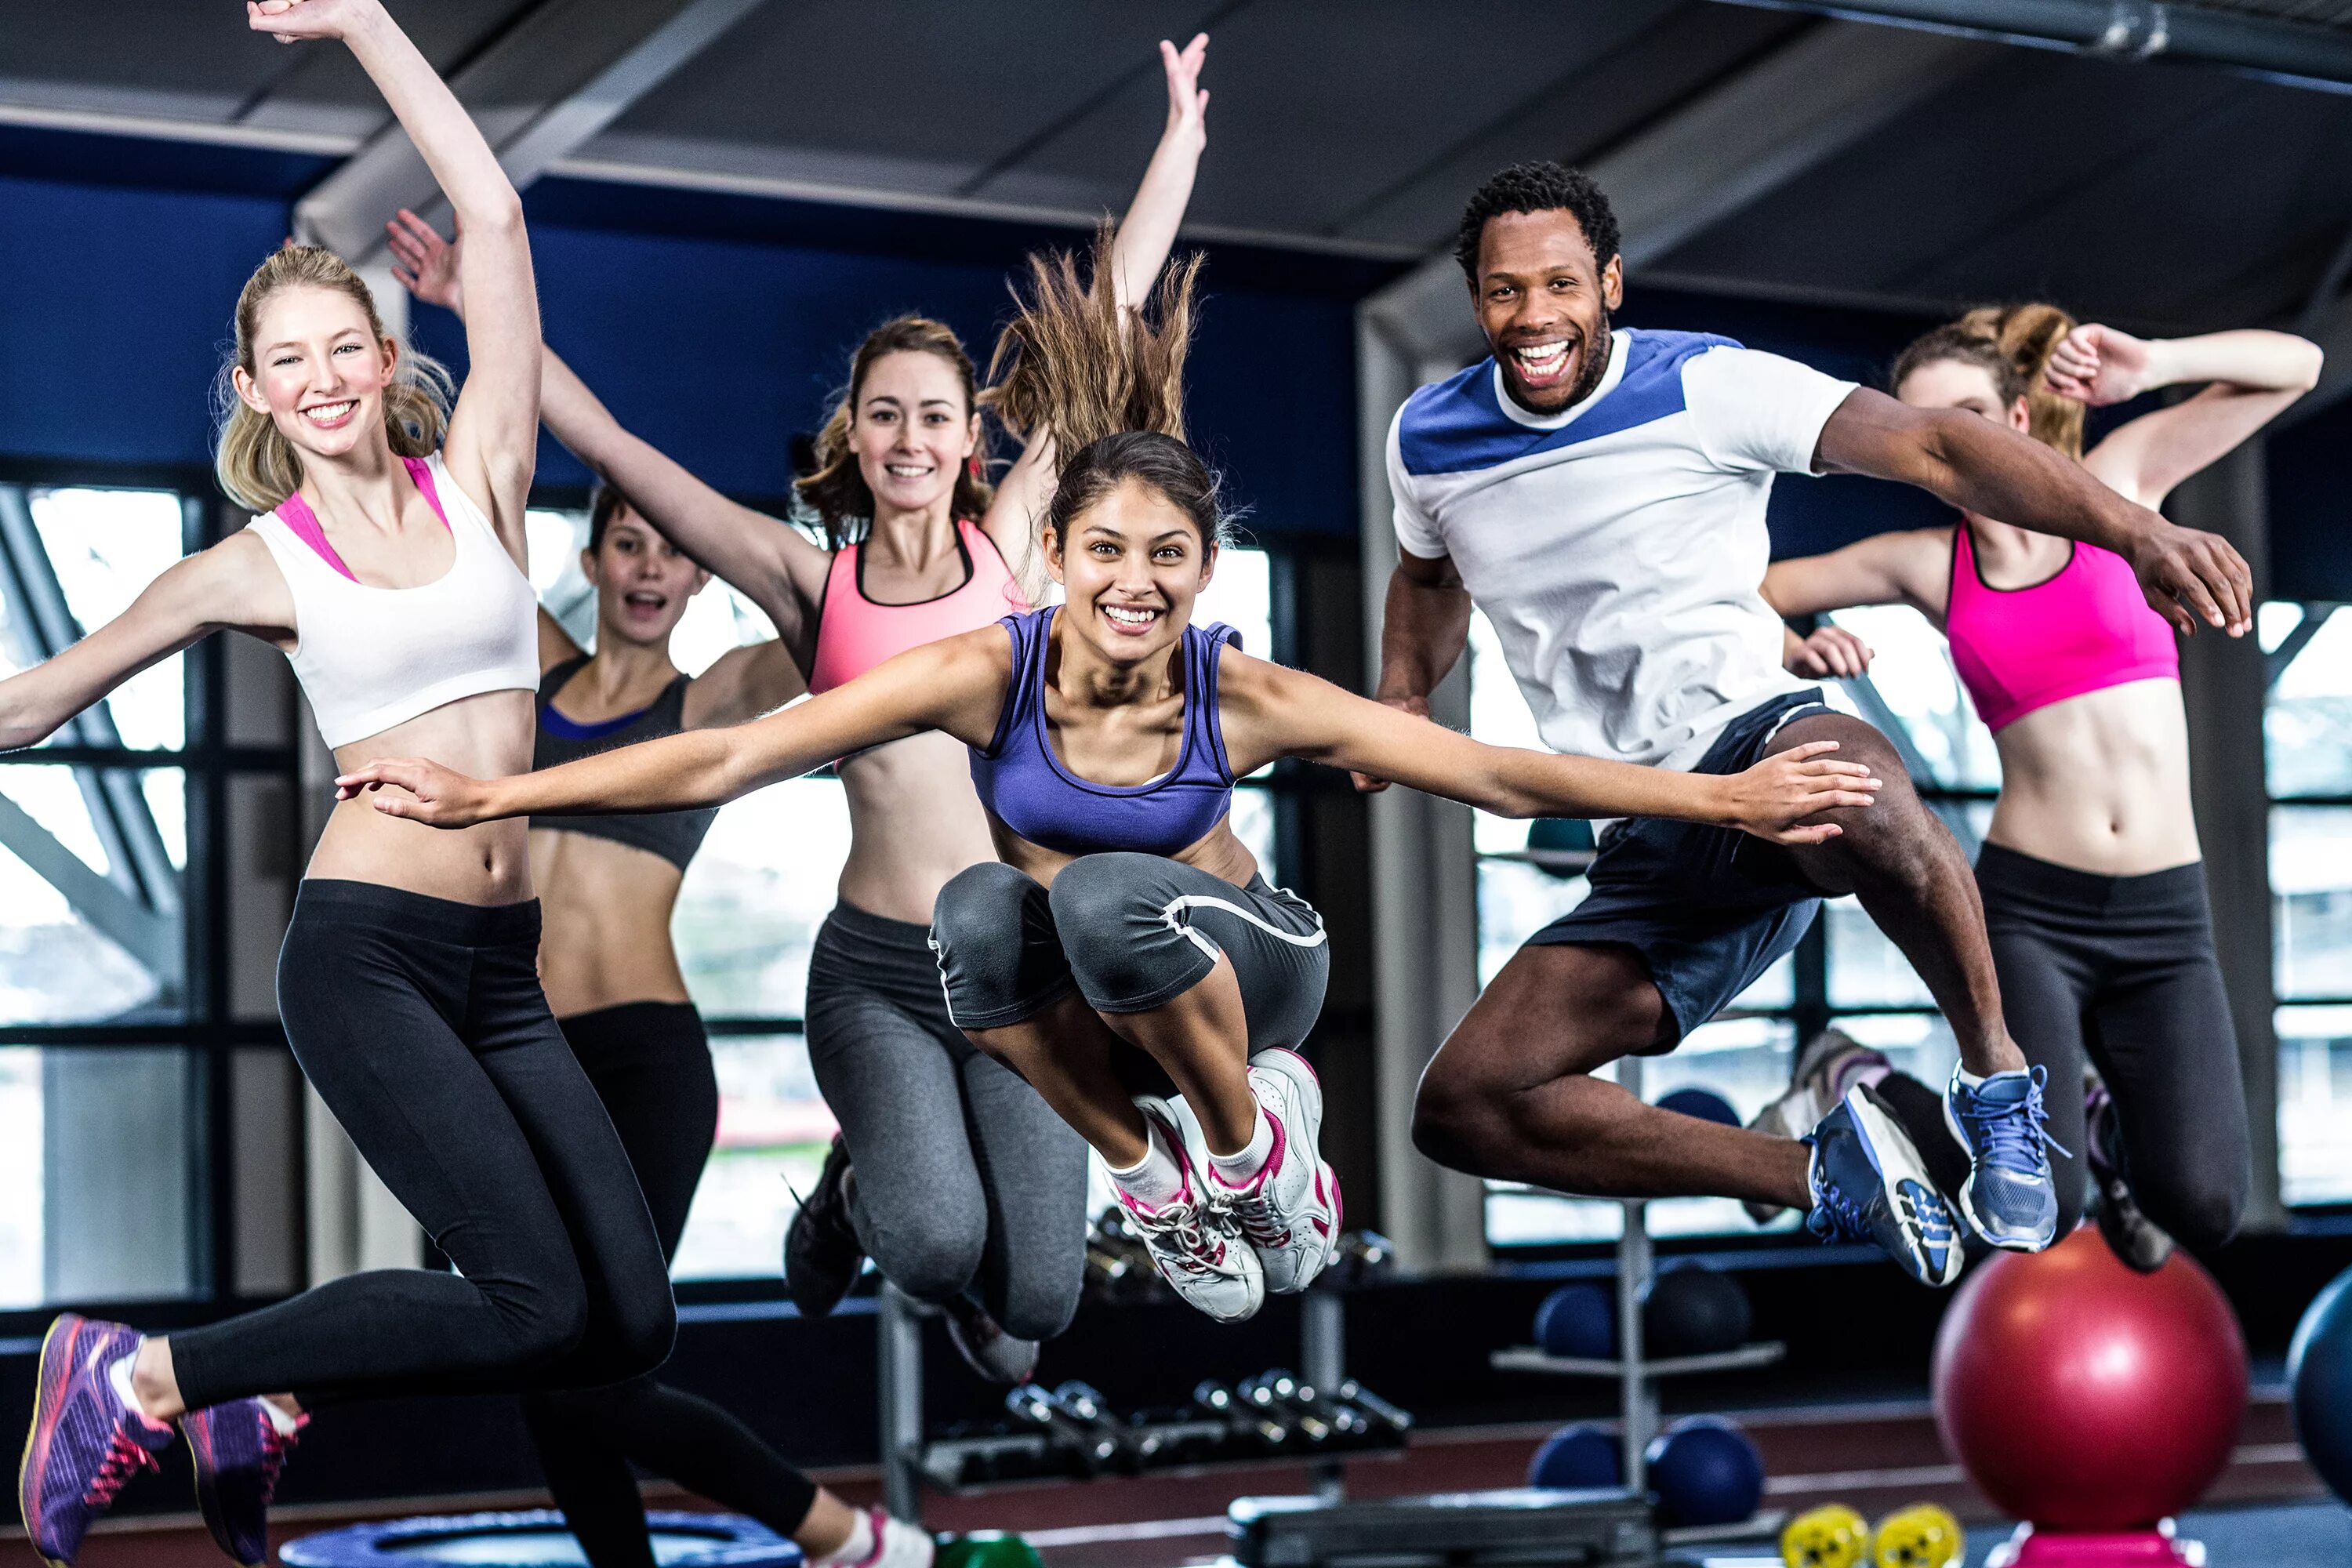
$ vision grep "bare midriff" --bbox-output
[837,729,1004,924]
[314,688,538,903]
[531,829,691,1016]
[1984,675,2201,877]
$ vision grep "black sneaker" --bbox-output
[784,1136,866,1318]
[942,1294,1040,1385]
[2086,1079,2173,1272]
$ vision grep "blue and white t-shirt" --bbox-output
[1388,328,1857,772]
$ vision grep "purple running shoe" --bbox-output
[18,1315,174,1568]
[183,1399,303,1566]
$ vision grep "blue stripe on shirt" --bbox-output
[1396,329,1742,477]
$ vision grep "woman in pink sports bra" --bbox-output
[10,5,681,1566]
[1762,304,2320,1270]
[387,33,1214,1382]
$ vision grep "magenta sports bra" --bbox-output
[1944,522,2179,733]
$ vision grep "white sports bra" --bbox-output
[245,454,540,750]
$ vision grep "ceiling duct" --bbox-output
[1711,0,2352,93]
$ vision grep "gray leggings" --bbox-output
[929,853,1330,1060]
[803,901,1087,1341]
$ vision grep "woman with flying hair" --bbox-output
[1759,304,2320,1267]
[388,31,1217,1382]
[16,3,676,1566]
[339,235,1886,1323]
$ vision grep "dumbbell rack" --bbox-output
[879,1283,1357,1523]
[1483,1054,1785,1495]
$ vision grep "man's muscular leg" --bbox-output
[1410,942,1811,1209]
[1766,713,2024,1078]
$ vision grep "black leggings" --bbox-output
[172,881,674,1410]
[524,1004,818,1566]
[1978,844,2250,1251]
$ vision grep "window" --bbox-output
[1472,604,1991,1248]
[529,510,1289,1279]
[2266,602,2352,1206]
[0,476,296,1312]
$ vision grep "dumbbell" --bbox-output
[1005,1383,1116,1476]
[1050,1381,1158,1471]
[1239,1370,1335,1445]
[1332,1378,1414,1439]
[1193,1378,1292,1453]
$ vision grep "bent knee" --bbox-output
[1410,1076,1504,1176]
[1051,854,1195,1003]
[615,1293,677,1378]
[868,1218,987,1306]
[2147,1172,2246,1254]
[994,1272,1082,1343]
[933,862,1042,947]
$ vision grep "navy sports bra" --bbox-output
[967,607,1240,858]
[533,659,719,873]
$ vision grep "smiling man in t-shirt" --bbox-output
[1373,161,2252,1286]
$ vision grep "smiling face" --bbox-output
[851,350,981,518]
[1047,476,1217,670]
[1472,209,1624,416]
[585,505,709,652]
[232,284,398,466]
[1894,356,2031,436]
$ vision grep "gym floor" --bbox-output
[36,1384,2337,1568]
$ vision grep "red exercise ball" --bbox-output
[1932,1227,2247,1530]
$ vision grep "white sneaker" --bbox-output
[819,1508,932,1568]
[1194,1049,1341,1294]
[1117,1096,1265,1323]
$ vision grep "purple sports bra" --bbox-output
[968,606,1241,858]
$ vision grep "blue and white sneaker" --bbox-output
[1944,1065,2061,1252]
[1806,1086,1964,1287]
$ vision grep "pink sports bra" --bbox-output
[807,517,1029,694]
[1944,522,2178,733]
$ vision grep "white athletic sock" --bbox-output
[262,1399,302,1437]
[1208,1106,1274,1189]
[810,1508,874,1567]
[1955,1065,2023,1092]
[108,1347,147,1419]
[1108,1118,1186,1209]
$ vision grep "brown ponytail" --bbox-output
[794,315,993,550]
[986,221,1201,455]
[1892,302,2085,459]
[213,245,453,515]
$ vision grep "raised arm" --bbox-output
[682,640,808,729]
[1762,528,1951,622]
[339,627,1007,826]
[1221,654,1878,844]
[1814,387,2252,637]
[2053,325,2322,509]
[252,1,539,545]
[979,34,1210,575]
[386,212,822,648]
[0,536,290,751]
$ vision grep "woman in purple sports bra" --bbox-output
[387,33,1216,1381]
[343,241,1885,1324]
[1762,304,2321,1269]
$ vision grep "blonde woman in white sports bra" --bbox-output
[14,7,673,1568]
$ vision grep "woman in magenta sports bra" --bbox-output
[343,238,1881,1322]
[1762,303,2321,1269]
[387,32,1216,1377]
[14,5,678,1566]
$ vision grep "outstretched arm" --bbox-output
[338,628,1007,826]
[252,0,539,544]
[386,212,822,648]
[2055,325,2321,509]
[1221,655,1878,845]
[979,34,1210,575]
[1815,387,2252,637]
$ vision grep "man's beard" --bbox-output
[1497,306,1613,414]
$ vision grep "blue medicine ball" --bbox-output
[1534,1282,1615,1359]
[1657,1088,1741,1127]
[1528,1421,1622,1490]
[2289,1265,2352,1504]
[1645,1417,1764,1528]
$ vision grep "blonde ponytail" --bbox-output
[213,245,454,515]
[1893,301,2085,460]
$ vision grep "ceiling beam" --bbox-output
[1362,20,1991,360]
[293,0,768,262]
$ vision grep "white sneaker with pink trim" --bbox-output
[1207,1049,1342,1294]
[1118,1096,1265,1323]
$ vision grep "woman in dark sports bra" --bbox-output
[344,241,1882,1325]
[524,492,930,1568]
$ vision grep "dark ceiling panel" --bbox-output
[608,0,1221,193]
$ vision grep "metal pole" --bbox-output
[1302,1291,1347,1503]
[1616,1055,1652,1497]
[877,1284,924,1523]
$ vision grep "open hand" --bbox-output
[334,758,495,828]
[1351,694,1426,793]
[1787,623,1873,679]
[248,0,376,43]
[2045,323,2153,407]
[1719,741,1879,845]
[1161,33,1210,148]
[385,209,464,314]
[2127,519,2252,637]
